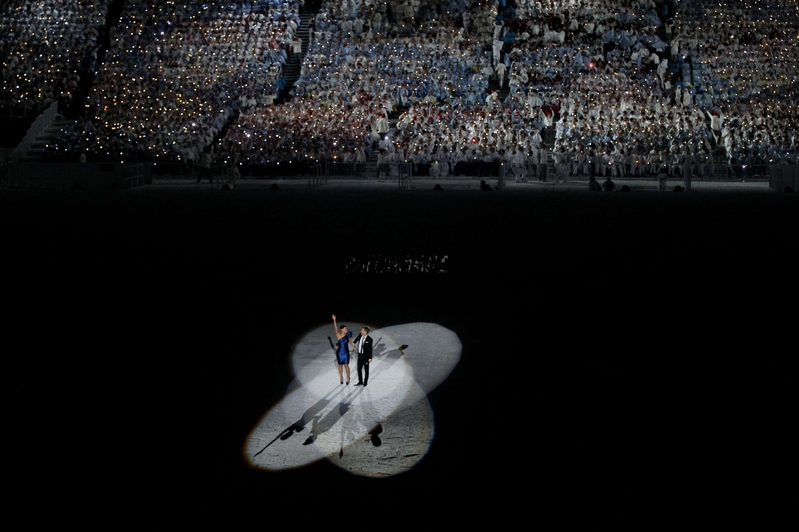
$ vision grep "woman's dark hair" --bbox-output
[339,324,347,330]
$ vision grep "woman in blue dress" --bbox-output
[332,314,354,384]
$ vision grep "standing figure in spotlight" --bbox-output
[354,326,373,386]
[332,314,354,385]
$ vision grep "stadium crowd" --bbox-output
[1,0,110,113]
[64,0,300,162]
[670,0,799,167]
[1,0,798,176]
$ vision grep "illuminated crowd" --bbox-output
[2,0,799,171]
[73,0,301,162]
[0,0,110,111]
[388,0,688,176]
[216,0,499,167]
[27,0,301,162]
[670,0,799,165]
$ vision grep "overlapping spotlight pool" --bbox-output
[244,322,461,477]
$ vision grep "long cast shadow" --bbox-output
[252,387,345,457]
[303,386,364,446]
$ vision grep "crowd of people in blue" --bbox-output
[2,0,797,179]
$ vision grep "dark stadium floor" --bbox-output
[3,180,795,524]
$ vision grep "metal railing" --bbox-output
[2,162,151,190]
[504,161,543,182]
[4,159,794,191]
[308,163,326,187]
[767,165,799,192]
[323,161,413,188]
[325,162,366,179]
[210,163,231,188]
[720,163,771,181]
[396,162,413,189]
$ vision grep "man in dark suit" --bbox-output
[354,326,373,386]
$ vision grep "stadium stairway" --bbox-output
[277,13,312,103]
[497,77,510,102]
[362,146,380,179]
[20,116,78,162]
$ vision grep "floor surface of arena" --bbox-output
[4,177,795,524]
